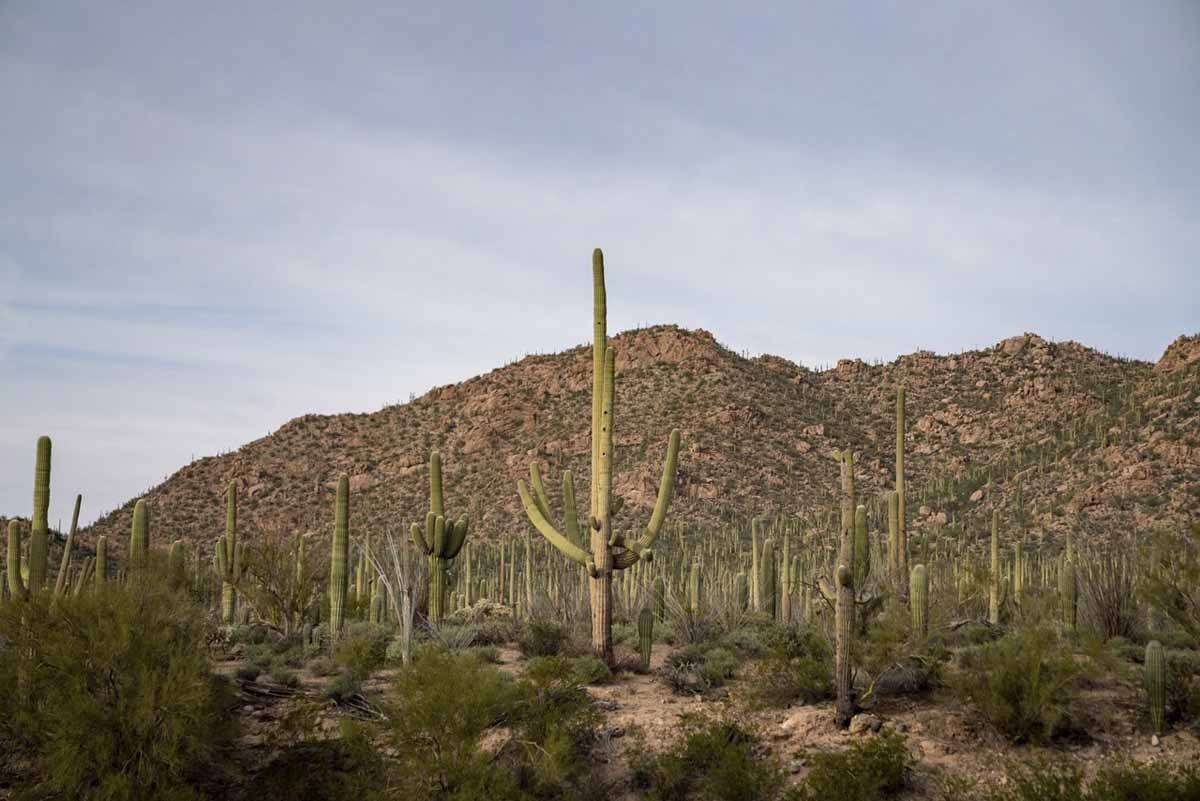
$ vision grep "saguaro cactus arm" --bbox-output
[7,521,27,601]
[627,429,682,557]
[518,479,591,566]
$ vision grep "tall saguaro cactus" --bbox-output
[895,387,908,603]
[910,564,928,641]
[1145,640,1166,735]
[330,474,350,641]
[517,249,682,663]
[29,436,52,592]
[412,451,470,624]
[215,484,243,623]
[988,509,1001,625]
[129,499,150,586]
[53,494,82,598]
[95,535,108,590]
[835,450,858,727]
[7,521,27,601]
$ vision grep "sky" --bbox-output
[1,2,1197,526]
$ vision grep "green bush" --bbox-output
[307,655,340,677]
[333,622,389,679]
[236,664,263,682]
[527,655,613,687]
[793,732,910,801]
[324,672,362,703]
[519,619,571,657]
[630,715,787,801]
[1166,649,1200,725]
[744,625,833,708]
[952,625,1082,744]
[374,648,604,799]
[662,646,739,695]
[986,761,1200,801]
[0,583,237,801]
[271,664,300,688]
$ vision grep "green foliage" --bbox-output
[792,731,910,801]
[662,645,739,695]
[630,716,787,801]
[333,622,389,679]
[744,625,834,708]
[520,619,571,657]
[324,672,362,703]
[527,655,612,686]
[240,739,389,801]
[986,761,1200,801]
[374,648,604,800]
[0,581,237,801]
[307,656,340,677]
[952,624,1082,744]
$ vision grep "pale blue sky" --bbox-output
[2,2,1197,525]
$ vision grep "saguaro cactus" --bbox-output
[895,387,909,603]
[1145,640,1166,735]
[835,450,858,727]
[988,510,1001,625]
[29,436,51,592]
[411,451,470,624]
[653,576,667,621]
[517,249,681,663]
[215,483,244,622]
[330,474,350,640]
[53,494,82,598]
[129,499,150,586]
[779,535,792,625]
[687,561,702,616]
[638,607,654,672]
[910,564,928,641]
[761,540,777,620]
[751,519,762,612]
[95,535,108,591]
[1059,557,1077,633]
[6,521,27,601]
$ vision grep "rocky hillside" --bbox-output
[80,327,1200,556]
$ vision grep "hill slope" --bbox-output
[81,327,1200,555]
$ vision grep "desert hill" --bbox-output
[79,327,1200,556]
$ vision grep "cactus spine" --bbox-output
[29,436,51,592]
[637,607,654,672]
[1145,640,1166,735]
[835,450,857,727]
[517,249,681,663]
[411,451,470,624]
[330,474,349,641]
[215,484,243,622]
[910,564,928,641]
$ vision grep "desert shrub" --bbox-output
[519,619,571,657]
[246,643,275,671]
[1079,554,1140,640]
[527,655,613,686]
[987,760,1200,801]
[324,672,362,703]
[374,648,603,799]
[0,583,237,801]
[662,645,738,695]
[793,731,909,800]
[629,715,787,801]
[744,625,833,708]
[1166,649,1200,725]
[472,644,502,663]
[1141,528,1200,647]
[271,664,300,688]
[474,617,518,646]
[429,621,480,651]
[1105,636,1143,663]
[230,623,272,645]
[241,738,389,801]
[333,623,389,679]
[952,624,1082,744]
[307,655,340,677]
[237,664,263,682]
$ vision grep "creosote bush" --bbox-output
[662,645,739,696]
[333,621,389,679]
[0,581,238,801]
[744,625,834,708]
[984,760,1200,801]
[519,619,572,657]
[793,731,911,801]
[952,624,1083,744]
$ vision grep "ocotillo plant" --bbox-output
[638,607,654,672]
[215,484,243,622]
[29,436,51,592]
[517,249,681,663]
[330,474,350,641]
[835,450,857,728]
[411,450,470,624]
[1145,640,1166,735]
[129,499,150,586]
[910,564,928,641]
